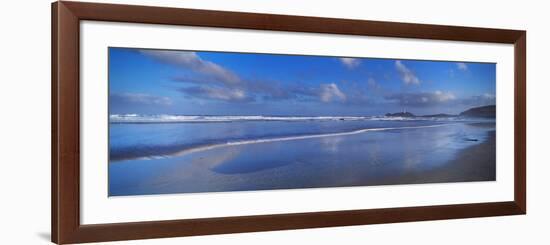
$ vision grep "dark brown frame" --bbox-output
[52,1,526,244]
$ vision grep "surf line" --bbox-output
[113,123,455,163]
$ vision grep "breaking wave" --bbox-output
[109,114,468,123]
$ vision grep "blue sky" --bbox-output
[109,47,496,116]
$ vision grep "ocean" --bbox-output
[108,115,496,196]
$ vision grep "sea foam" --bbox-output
[109,114,468,123]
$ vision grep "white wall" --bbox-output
[0,0,547,244]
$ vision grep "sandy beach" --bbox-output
[367,129,496,186]
[109,121,496,196]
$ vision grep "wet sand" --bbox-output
[373,130,496,185]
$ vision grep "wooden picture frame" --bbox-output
[52,1,526,244]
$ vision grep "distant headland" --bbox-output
[385,105,496,118]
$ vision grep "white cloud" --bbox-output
[482,93,495,99]
[203,87,246,101]
[320,83,346,102]
[140,50,240,84]
[111,93,172,106]
[181,86,248,102]
[395,60,420,85]
[457,62,468,71]
[367,78,377,87]
[338,58,360,69]
[433,90,456,102]
[460,93,496,107]
[385,90,455,107]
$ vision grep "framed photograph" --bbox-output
[52,1,526,244]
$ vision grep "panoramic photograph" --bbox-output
[108,47,496,196]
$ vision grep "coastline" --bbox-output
[373,130,496,185]
[109,123,497,196]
